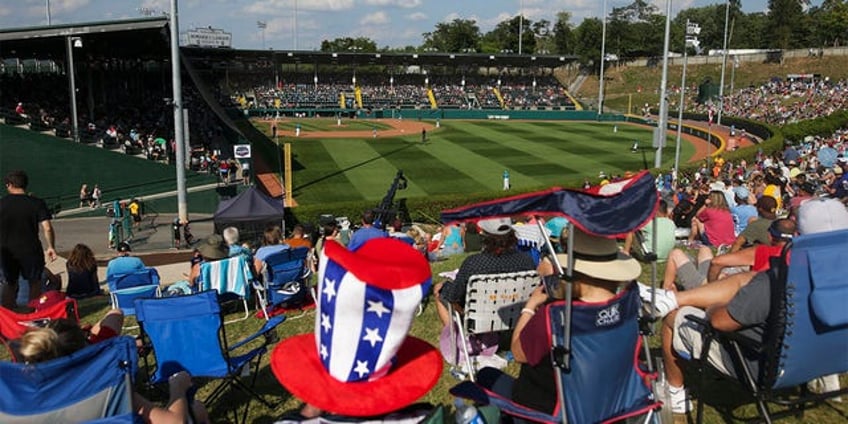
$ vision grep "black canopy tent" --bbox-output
[213,187,285,246]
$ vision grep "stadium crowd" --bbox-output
[687,77,848,126]
[229,73,575,111]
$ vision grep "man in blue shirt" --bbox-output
[105,242,146,280]
[347,210,387,251]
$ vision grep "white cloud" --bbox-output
[360,11,389,26]
[406,12,427,21]
[26,0,91,18]
[0,6,11,17]
[244,0,354,15]
[363,0,421,8]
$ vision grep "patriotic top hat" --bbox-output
[271,237,441,417]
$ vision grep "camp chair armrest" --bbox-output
[111,284,161,296]
[684,314,765,353]
[229,315,285,351]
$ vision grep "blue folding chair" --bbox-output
[254,246,312,318]
[0,336,137,423]
[688,228,848,424]
[198,255,255,323]
[107,267,161,318]
[134,290,285,423]
[452,283,661,423]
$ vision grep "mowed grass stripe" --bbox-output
[457,121,614,180]
[480,121,668,174]
[369,138,489,195]
[321,138,429,200]
[427,129,540,190]
[287,139,364,202]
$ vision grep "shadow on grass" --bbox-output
[292,142,417,193]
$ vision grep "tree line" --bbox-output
[320,0,848,65]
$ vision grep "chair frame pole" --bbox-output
[536,218,570,424]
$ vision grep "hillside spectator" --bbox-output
[435,218,536,326]
[105,242,145,281]
[347,210,387,251]
[65,243,101,298]
[284,223,312,249]
[688,190,736,248]
[622,199,677,263]
[0,170,58,310]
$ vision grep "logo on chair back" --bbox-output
[595,304,621,327]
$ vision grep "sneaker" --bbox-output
[637,283,679,320]
[668,385,691,414]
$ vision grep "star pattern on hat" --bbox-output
[362,327,383,347]
[366,300,390,318]
[321,313,332,333]
[320,344,328,360]
[323,277,337,302]
[353,360,370,378]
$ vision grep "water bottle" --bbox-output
[454,398,485,424]
[653,358,674,424]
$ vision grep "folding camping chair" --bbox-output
[0,297,79,359]
[107,267,161,324]
[254,246,312,319]
[687,228,848,424]
[198,254,255,323]
[444,270,540,381]
[134,290,285,424]
[451,282,661,423]
[0,335,137,423]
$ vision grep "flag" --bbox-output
[440,171,659,238]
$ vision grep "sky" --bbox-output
[0,0,816,51]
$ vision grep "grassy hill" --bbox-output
[573,55,848,114]
[0,125,218,213]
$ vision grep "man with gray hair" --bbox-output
[223,226,252,258]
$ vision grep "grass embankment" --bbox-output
[48,251,848,423]
[575,55,848,114]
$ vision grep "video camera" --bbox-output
[373,170,408,230]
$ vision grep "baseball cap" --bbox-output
[477,217,514,236]
[116,242,132,253]
[733,186,750,199]
[798,198,848,235]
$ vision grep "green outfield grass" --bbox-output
[252,118,393,133]
[278,120,692,205]
[0,125,218,213]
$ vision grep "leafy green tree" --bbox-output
[552,11,575,54]
[766,0,807,49]
[573,17,603,67]
[809,0,848,46]
[607,0,662,58]
[482,15,537,53]
[319,37,377,52]
[421,19,481,53]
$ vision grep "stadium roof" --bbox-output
[0,16,577,70]
[0,17,169,60]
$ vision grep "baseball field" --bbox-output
[252,119,692,205]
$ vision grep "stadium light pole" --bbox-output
[598,0,607,117]
[170,0,189,224]
[65,36,80,143]
[717,0,730,126]
[46,0,51,25]
[675,20,700,187]
[654,0,672,169]
[257,20,267,50]
[293,0,298,50]
[518,0,524,55]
